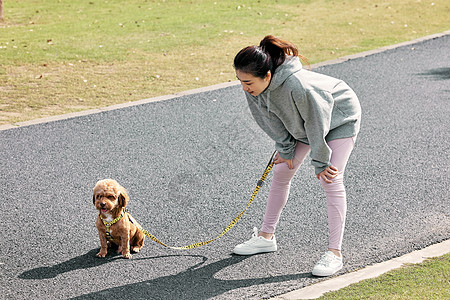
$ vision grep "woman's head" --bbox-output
[234,35,299,78]
[234,35,306,95]
[235,68,271,96]
[234,45,273,79]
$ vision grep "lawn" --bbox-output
[0,0,448,124]
[319,253,450,299]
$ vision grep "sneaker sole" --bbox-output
[233,246,277,256]
[311,263,343,277]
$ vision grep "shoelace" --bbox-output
[244,235,259,245]
[317,253,336,267]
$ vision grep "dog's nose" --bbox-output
[100,203,106,208]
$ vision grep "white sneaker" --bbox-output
[233,227,277,255]
[312,251,343,276]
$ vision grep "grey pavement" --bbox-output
[0,32,449,299]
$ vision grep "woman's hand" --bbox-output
[273,152,294,169]
[317,165,339,183]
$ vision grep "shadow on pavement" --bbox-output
[417,67,450,80]
[66,254,311,300]
[18,248,125,279]
[18,248,209,280]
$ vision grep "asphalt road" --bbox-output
[1,34,449,300]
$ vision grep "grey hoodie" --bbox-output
[245,56,361,174]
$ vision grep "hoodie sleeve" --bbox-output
[246,93,297,159]
[293,88,333,174]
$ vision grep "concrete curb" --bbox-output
[1,30,448,132]
[272,239,450,299]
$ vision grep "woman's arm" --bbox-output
[246,94,298,160]
[294,88,334,174]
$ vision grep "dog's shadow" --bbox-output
[18,248,123,279]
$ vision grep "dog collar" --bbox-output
[99,208,126,241]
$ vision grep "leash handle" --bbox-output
[267,150,277,168]
[258,151,275,186]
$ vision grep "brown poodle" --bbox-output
[92,179,145,258]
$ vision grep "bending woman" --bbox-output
[233,35,361,277]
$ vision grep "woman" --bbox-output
[233,35,361,277]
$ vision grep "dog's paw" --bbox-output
[96,251,107,258]
[131,247,141,253]
[122,252,132,259]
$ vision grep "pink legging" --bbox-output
[261,137,355,250]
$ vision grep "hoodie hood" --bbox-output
[257,56,303,112]
[268,56,303,91]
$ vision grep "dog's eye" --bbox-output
[107,196,115,200]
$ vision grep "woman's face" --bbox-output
[236,70,271,97]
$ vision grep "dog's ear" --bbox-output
[118,189,129,208]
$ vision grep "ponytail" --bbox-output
[234,35,309,78]
[259,35,298,71]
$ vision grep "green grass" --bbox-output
[0,0,448,125]
[318,253,450,299]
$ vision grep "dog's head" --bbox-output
[93,179,129,214]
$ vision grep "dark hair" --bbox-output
[233,35,309,78]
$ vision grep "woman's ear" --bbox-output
[265,70,272,82]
